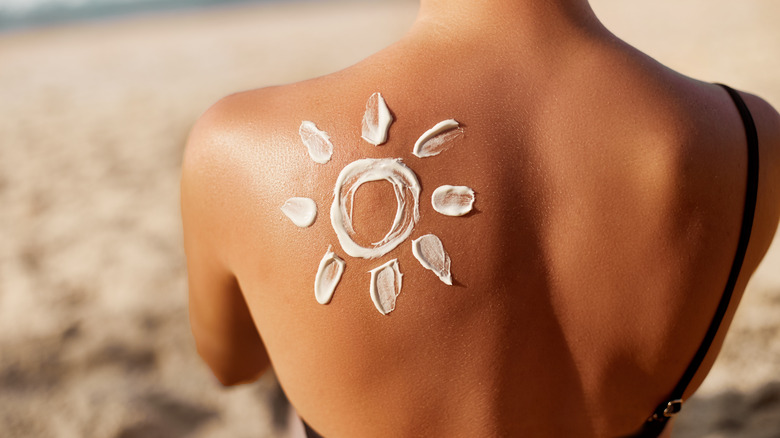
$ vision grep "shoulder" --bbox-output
[183,87,284,172]
[180,78,349,266]
[180,87,287,266]
[741,90,780,181]
[181,90,267,206]
[737,89,780,260]
[181,78,345,179]
[181,82,318,194]
[742,91,780,205]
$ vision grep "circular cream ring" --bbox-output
[330,158,420,259]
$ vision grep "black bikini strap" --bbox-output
[304,419,324,438]
[642,83,760,433]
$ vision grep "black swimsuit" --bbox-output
[302,84,760,438]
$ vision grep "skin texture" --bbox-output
[181,1,780,436]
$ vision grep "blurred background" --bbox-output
[0,0,778,437]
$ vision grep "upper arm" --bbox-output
[181,96,270,386]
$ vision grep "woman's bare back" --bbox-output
[181,1,780,436]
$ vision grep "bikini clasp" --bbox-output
[661,399,683,417]
[648,399,684,422]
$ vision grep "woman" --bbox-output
[181,0,780,436]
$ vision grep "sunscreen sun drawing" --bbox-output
[281,92,475,315]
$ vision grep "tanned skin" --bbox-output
[181,1,780,436]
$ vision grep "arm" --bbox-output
[181,98,271,386]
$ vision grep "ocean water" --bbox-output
[0,0,280,31]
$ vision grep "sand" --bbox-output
[0,1,777,437]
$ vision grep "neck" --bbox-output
[414,0,604,42]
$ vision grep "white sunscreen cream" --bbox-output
[314,246,345,305]
[361,92,393,145]
[331,158,421,259]
[411,234,452,285]
[281,197,317,227]
[299,121,333,164]
[432,185,475,216]
[369,259,402,315]
[413,119,462,158]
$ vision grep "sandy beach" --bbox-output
[0,0,778,436]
